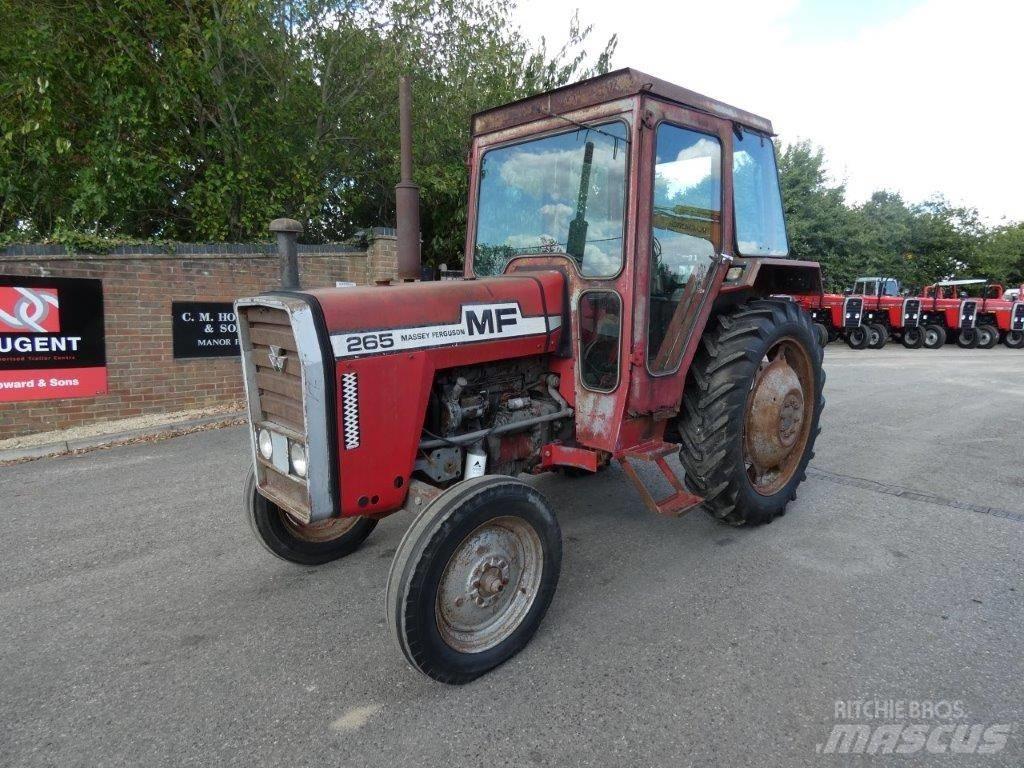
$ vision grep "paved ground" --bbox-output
[2,345,1022,767]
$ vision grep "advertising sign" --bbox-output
[0,276,107,402]
[172,302,240,358]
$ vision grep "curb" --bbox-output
[0,412,246,464]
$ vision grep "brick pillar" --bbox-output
[366,228,400,283]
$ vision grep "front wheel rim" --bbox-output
[279,509,360,543]
[743,337,815,496]
[436,516,544,653]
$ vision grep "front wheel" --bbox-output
[846,326,869,349]
[678,298,825,526]
[956,328,979,348]
[867,323,888,349]
[386,476,561,684]
[901,327,924,349]
[244,467,377,565]
[976,325,999,349]
[1005,330,1024,349]
[923,324,947,349]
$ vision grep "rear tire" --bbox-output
[846,326,869,349]
[922,324,946,349]
[244,467,377,565]
[386,476,561,684]
[901,327,924,349]
[976,324,998,349]
[677,299,825,527]
[956,328,979,348]
[1005,330,1024,349]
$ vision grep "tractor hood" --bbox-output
[305,271,566,362]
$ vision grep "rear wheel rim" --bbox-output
[743,337,815,496]
[435,516,544,653]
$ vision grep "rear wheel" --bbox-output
[1005,330,1024,349]
[901,327,924,349]
[922,324,946,349]
[678,299,825,527]
[976,324,999,349]
[867,323,888,349]
[956,328,979,348]
[244,467,377,565]
[386,476,561,684]
[846,326,869,349]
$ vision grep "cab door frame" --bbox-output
[626,95,736,426]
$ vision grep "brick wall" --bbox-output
[0,230,399,439]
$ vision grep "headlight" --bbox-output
[258,428,273,459]
[289,442,308,477]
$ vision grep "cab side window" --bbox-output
[648,124,721,373]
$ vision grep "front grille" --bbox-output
[239,304,311,522]
[242,306,303,432]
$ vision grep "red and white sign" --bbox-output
[0,277,106,403]
[0,367,107,402]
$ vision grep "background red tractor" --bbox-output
[919,279,1023,349]
[235,69,825,683]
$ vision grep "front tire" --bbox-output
[386,476,561,684]
[846,326,869,349]
[923,324,947,349]
[678,299,825,526]
[867,323,888,349]
[244,467,377,565]
[901,327,924,349]
[956,328,979,348]
[976,324,999,349]
[813,322,829,347]
[1005,330,1024,349]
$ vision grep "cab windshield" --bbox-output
[473,121,629,278]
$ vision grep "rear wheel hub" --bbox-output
[744,339,814,495]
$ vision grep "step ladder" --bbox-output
[617,441,704,517]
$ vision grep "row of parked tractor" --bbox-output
[793,277,1024,350]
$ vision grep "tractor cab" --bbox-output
[849,277,901,298]
[465,69,820,451]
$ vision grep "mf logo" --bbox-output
[267,345,288,373]
[464,304,520,336]
[0,287,60,333]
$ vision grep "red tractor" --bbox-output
[796,278,898,350]
[919,279,1017,349]
[235,69,825,683]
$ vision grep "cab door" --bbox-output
[628,98,734,419]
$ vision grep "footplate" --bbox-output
[618,441,703,517]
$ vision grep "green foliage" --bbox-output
[778,140,1021,291]
[0,0,614,265]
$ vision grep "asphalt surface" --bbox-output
[2,345,1022,767]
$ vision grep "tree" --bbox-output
[0,0,615,263]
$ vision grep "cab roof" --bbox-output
[471,68,775,138]
[935,279,987,286]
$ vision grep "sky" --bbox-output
[512,0,1024,223]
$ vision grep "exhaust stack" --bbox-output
[395,75,421,281]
